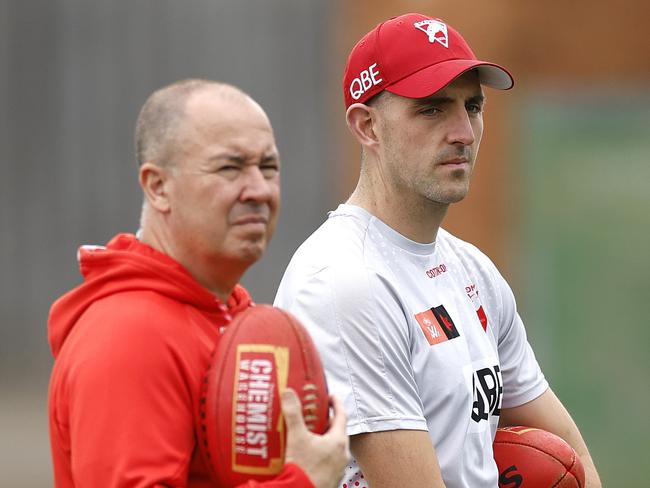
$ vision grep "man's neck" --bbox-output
[347,186,448,244]
[139,224,238,302]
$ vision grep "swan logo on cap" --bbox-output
[414,19,449,47]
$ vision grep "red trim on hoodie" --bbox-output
[48,234,314,488]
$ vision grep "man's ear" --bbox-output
[139,162,172,213]
[345,103,380,151]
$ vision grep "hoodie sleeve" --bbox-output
[51,294,202,487]
[236,463,315,487]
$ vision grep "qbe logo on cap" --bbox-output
[349,62,383,101]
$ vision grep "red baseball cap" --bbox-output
[343,13,514,108]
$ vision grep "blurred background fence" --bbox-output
[1,1,648,485]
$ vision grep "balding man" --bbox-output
[48,80,349,488]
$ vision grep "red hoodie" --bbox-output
[48,233,314,488]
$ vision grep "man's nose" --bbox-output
[445,109,476,146]
[240,166,276,202]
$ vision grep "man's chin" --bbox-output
[236,239,268,264]
[442,182,472,204]
[427,190,469,206]
[446,192,469,204]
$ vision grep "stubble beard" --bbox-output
[423,171,472,205]
[413,155,475,207]
[381,133,476,210]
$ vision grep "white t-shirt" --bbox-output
[274,204,548,487]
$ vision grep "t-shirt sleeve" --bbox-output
[275,263,427,435]
[490,266,549,408]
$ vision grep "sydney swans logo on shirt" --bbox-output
[466,283,488,331]
[415,304,460,346]
[414,19,449,47]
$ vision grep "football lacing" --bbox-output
[301,383,319,432]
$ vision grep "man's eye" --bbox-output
[260,165,279,178]
[217,166,240,176]
[419,107,441,116]
[467,103,483,114]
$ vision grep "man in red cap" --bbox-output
[275,13,601,487]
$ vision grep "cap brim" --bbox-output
[386,59,514,99]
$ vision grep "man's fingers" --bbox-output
[327,394,348,434]
[281,388,306,433]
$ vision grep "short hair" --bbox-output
[364,90,389,109]
[134,79,244,167]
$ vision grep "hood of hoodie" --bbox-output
[48,233,252,357]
